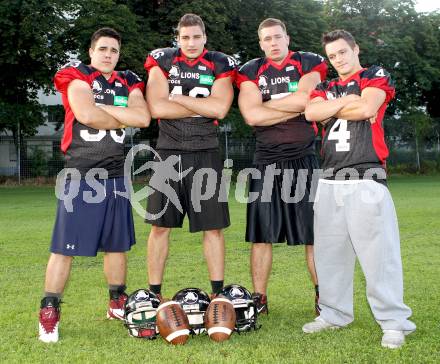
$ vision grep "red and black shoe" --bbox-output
[38,297,61,343]
[107,293,128,320]
[252,292,268,315]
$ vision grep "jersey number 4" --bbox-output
[328,119,350,152]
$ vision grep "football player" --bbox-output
[237,18,327,314]
[301,29,416,349]
[144,14,235,299]
[38,28,150,343]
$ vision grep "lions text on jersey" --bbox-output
[54,61,144,177]
[237,51,327,164]
[144,48,236,151]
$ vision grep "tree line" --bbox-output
[1,0,439,161]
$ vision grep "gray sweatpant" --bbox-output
[314,179,416,332]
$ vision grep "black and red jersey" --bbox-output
[144,48,236,151]
[237,51,327,164]
[54,61,144,177]
[310,66,395,179]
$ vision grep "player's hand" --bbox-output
[369,113,377,124]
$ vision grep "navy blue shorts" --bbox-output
[50,176,136,256]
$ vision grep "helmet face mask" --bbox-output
[124,289,161,339]
[219,284,258,332]
[172,288,211,335]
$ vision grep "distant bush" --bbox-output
[29,148,48,177]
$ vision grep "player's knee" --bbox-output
[50,252,74,262]
[204,229,223,240]
[150,225,171,237]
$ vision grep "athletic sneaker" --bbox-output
[252,292,268,315]
[381,330,406,349]
[302,317,340,333]
[107,293,128,320]
[38,297,61,343]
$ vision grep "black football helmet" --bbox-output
[219,284,258,332]
[124,289,161,339]
[172,288,211,335]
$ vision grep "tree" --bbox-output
[70,0,150,77]
[0,0,74,137]
[227,0,326,63]
[322,0,440,114]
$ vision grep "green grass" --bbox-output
[1,176,439,363]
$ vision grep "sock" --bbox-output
[315,285,319,296]
[149,284,162,295]
[109,284,126,300]
[41,294,61,308]
[211,280,224,295]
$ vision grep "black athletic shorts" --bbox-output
[246,154,319,245]
[145,150,230,232]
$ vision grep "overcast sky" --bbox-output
[415,0,440,13]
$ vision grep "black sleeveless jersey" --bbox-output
[54,61,144,177]
[311,66,395,180]
[144,48,236,151]
[237,51,327,164]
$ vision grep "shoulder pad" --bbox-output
[60,60,92,76]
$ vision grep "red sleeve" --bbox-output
[129,82,144,93]
[310,62,328,82]
[360,67,395,103]
[123,70,145,94]
[144,55,168,78]
[236,58,261,89]
[54,67,88,94]
[216,69,236,82]
[310,88,327,101]
[236,72,257,89]
[144,55,158,73]
[360,77,395,103]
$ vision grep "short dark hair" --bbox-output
[90,27,121,49]
[258,18,287,38]
[322,29,356,49]
[177,13,205,34]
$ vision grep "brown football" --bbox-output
[156,301,190,345]
[204,297,236,342]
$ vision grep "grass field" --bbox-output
[1,176,439,363]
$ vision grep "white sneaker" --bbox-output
[302,317,340,333]
[381,330,405,349]
[38,305,60,343]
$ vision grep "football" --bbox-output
[204,297,236,342]
[156,301,191,345]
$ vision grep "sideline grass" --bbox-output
[0,176,439,363]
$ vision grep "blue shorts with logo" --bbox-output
[50,176,136,256]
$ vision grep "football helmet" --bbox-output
[172,288,211,335]
[219,284,258,332]
[124,289,161,339]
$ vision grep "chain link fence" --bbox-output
[0,131,439,182]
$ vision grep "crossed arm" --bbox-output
[146,66,234,120]
[238,71,321,127]
[264,71,322,113]
[304,87,386,124]
[67,79,150,129]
